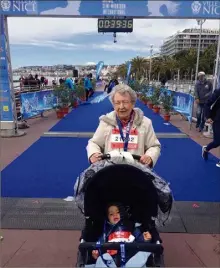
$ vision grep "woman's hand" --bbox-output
[92,250,99,259]
[143,232,152,241]
[140,155,153,167]
[89,152,103,164]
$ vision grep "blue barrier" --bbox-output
[171,91,194,122]
[140,87,194,122]
[20,90,57,119]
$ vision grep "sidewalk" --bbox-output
[170,113,219,158]
[1,230,220,267]
[0,110,59,171]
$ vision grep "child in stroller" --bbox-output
[74,154,172,267]
[91,202,154,267]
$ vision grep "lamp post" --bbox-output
[149,44,153,84]
[195,19,206,83]
[190,19,206,130]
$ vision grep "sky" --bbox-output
[7,17,219,68]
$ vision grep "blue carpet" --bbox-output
[50,96,113,132]
[1,137,220,201]
[136,101,181,133]
[154,138,220,202]
[50,98,181,133]
[1,137,89,198]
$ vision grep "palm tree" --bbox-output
[116,63,127,79]
[174,49,197,79]
[131,56,148,80]
[199,44,217,74]
[114,43,217,83]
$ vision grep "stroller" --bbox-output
[74,153,173,267]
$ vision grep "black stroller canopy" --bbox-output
[83,164,158,222]
[74,160,173,227]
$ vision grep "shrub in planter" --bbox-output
[147,96,155,110]
[53,84,71,117]
[163,114,171,122]
[56,109,64,119]
[129,80,142,93]
[54,105,68,118]
[153,105,160,114]
[75,81,86,104]
[150,87,161,114]
[161,92,174,122]
[147,101,153,109]
[140,95,149,105]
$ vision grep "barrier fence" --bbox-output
[20,86,195,123]
[20,90,57,119]
[141,87,194,122]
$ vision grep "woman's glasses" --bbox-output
[113,101,131,106]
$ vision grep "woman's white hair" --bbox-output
[109,84,137,104]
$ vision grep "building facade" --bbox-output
[160,28,219,56]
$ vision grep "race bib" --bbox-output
[111,128,138,149]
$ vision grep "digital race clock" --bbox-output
[98,18,133,33]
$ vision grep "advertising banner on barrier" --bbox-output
[146,87,154,97]
[0,1,220,19]
[0,15,13,122]
[143,86,194,122]
[20,90,57,119]
[169,90,194,122]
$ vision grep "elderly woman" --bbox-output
[86,84,161,167]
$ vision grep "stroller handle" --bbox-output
[101,154,141,161]
[78,242,163,254]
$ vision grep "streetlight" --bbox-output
[195,19,206,83]
[149,44,153,84]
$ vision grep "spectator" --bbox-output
[107,78,119,94]
[84,74,93,101]
[194,72,213,132]
[202,88,220,168]
[64,76,75,90]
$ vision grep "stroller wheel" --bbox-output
[153,253,165,267]
[146,253,165,267]
[75,250,85,267]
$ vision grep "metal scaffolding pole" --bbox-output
[195,19,206,82]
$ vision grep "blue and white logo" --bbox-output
[0,0,11,11]
[191,1,202,15]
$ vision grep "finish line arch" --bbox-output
[0,0,220,136]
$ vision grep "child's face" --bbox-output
[108,206,121,224]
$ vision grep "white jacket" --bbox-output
[86,108,161,166]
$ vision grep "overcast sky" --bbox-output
[7,17,219,68]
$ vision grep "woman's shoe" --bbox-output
[202,146,208,160]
